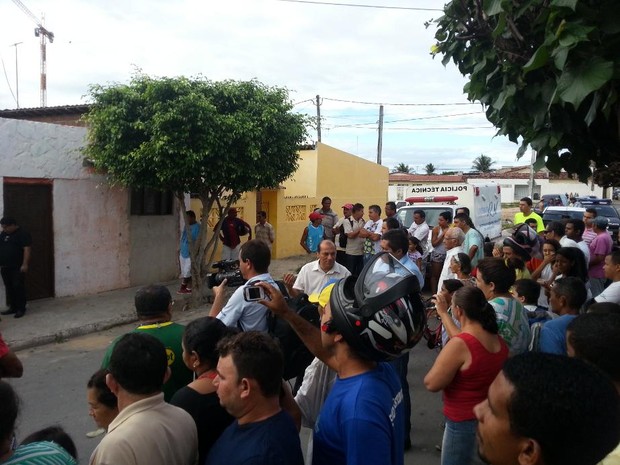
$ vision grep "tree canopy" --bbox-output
[431,0,620,184]
[472,154,495,173]
[394,163,413,173]
[84,74,309,298]
[425,163,437,175]
[85,75,308,196]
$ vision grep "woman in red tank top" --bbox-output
[424,286,508,465]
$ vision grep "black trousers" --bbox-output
[1,267,27,311]
[345,254,364,277]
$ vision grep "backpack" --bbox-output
[339,219,352,249]
[235,219,249,236]
[268,281,321,380]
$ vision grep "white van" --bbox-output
[396,183,502,240]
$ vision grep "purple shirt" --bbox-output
[589,232,613,279]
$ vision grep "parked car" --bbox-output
[542,205,620,243]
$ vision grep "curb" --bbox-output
[10,313,139,352]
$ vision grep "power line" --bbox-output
[323,96,477,106]
[0,55,17,105]
[330,111,484,128]
[277,0,443,11]
[325,125,490,131]
[292,98,315,106]
[386,126,490,131]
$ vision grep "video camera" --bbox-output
[207,260,246,288]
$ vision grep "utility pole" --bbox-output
[12,42,22,108]
[315,94,321,142]
[377,104,384,165]
[529,147,536,200]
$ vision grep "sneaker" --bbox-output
[176,287,192,295]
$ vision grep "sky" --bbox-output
[0,0,531,173]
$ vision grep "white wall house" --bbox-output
[0,116,179,303]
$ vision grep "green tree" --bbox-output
[425,163,436,175]
[84,74,308,300]
[431,0,620,184]
[472,154,495,173]
[394,163,413,173]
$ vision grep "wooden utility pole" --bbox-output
[377,104,384,164]
[316,94,322,142]
[529,148,536,199]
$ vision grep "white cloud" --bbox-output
[0,0,525,170]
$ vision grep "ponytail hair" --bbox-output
[452,286,499,334]
[477,258,516,294]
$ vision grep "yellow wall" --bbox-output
[274,142,389,259]
[188,143,389,261]
[282,148,318,197]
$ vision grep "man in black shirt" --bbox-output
[0,217,32,318]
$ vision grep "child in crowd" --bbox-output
[513,279,555,325]
[408,236,423,271]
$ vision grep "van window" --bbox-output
[398,207,453,229]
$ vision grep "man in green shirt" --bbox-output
[514,197,544,232]
[101,285,191,401]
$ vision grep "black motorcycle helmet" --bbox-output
[328,252,426,361]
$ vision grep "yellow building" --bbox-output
[192,142,389,259]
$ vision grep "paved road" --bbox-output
[9,320,444,465]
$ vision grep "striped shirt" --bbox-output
[4,442,77,465]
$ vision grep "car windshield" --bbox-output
[593,206,619,218]
[398,207,453,228]
[543,210,584,222]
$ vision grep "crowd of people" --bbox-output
[1,196,620,465]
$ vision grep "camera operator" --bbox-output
[209,240,277,332]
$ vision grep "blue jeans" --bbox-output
[441,418,480,465]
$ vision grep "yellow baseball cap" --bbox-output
[308,281,337,308]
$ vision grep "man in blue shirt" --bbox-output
[379,228,423,449]
[380,229,424,287]
[209,240,277,332]
[539,277,586,354]
[259,252,426,465]
[207,332,303,465]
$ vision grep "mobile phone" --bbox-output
[243,285,266,302]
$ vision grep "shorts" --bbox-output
[179,255,191,278]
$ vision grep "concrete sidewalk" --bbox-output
[1,254,311,351]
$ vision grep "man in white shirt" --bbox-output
[594,250,620,304]
[437,227,464,292]
[407,209,430,256]
[359,204,383,264]
[343,203,366,276]
[283,240,351,297]
[563,219,590,265]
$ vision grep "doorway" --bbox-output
[3,179,55,300]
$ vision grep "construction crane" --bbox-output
[11,0,54,107]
